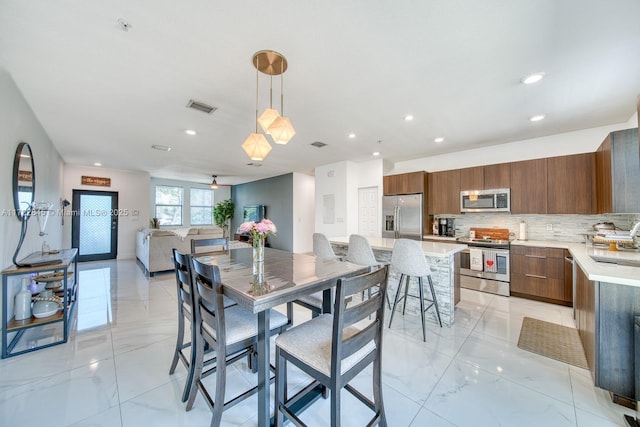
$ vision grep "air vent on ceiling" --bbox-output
[186,99,217,114]
[311,141,327,148]
[246,162,263,167]
[151,144,172,152]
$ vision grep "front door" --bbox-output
[71,190,118,262]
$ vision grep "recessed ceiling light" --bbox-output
[529,114,546,122]
[348,133,356,139]
[185,129,197,136]
[151,144,172,151]
[521,72,545,85]
[434,137,445,143]
[404,115,414,121]
[372,151,381,156]
[93,162,102,167]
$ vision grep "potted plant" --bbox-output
[213,199,234,238]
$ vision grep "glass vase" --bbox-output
[253,237,265,265]
[252,237,267,295]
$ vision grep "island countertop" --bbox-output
[328,236,467,257]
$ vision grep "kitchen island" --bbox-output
[329,236,467,327]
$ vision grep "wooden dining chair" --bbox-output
[190,237,229,254]
[274,265,389,427]
[187,256,290,426]
[168,249,237,403]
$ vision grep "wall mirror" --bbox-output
[12,142,35,221]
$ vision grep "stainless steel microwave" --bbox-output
[460,188,510,213]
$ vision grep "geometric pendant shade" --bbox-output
[242,133,272,161]
[258,108,280,133]
[268,116,295,145]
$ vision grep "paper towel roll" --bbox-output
[519,221,527,241]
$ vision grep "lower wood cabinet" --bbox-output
[510,245,572,306]
[575,262,640,401]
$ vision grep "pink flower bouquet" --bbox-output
[238,219,277,240]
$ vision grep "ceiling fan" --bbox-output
[208,175,231,189]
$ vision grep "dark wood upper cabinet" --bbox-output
[459,166,483,191]
[510,158,547,214]
[595,128,640,213]
[484,163,511,189]
[383,171,425,195]
[460,163,510,191]
[428,169,460,215]
[547,153,596,214]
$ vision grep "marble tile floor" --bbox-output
[0,259,635,426]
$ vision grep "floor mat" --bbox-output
[517,317,589,369]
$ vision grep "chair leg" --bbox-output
[418,277,427,342]
[388,274,405,328]
[330,386,341,427]
[401,275,410,315]
[372,350,387,427]
[210,351,227,427]
[428,276,443,327]
[186,332,204,411]
[274,348,285,427]
[182,317,197,402]
[169,313,185,375]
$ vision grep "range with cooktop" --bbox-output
[458,228,511,296]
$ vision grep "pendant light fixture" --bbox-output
[242,51,272,161]
[210,175,219,189]
[258,75,280,133]
[242,50,294,160]
[268,71,296,145]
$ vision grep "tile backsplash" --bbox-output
[437,213,640,243]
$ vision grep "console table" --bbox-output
[1,249,78,358]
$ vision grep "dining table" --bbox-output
[194,246,369,427]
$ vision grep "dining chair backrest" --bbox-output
[173,248,195,312]
[345,234,378,266]
[391,238,430,277]
[332,265,388,376]
[313,233,337,259]
[190,257,227,347]
[191,237,229,254]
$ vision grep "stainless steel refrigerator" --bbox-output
[382,194,423,240]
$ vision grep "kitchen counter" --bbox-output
[422,235,458,242]
[512,239,640,288]
[329,236,466,327]
[329,236,467,257]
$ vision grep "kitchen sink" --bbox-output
[589,255,640,267]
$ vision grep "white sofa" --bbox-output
[136,227,224,275]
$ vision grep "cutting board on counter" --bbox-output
[470,227,510,241]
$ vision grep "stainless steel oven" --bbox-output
[458,239,510,296]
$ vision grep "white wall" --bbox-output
[292,173,315,253]
[392,114,638,174]
[0,68,65,321]
[315,159,384,238]
[63,165,150,260]
[315,162,348,237]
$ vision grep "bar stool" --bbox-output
[388,239,442,341]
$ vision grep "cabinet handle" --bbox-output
[525,273,547,279]
[525,254,546,259]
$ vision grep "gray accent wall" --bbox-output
[232,174,293,252]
